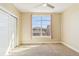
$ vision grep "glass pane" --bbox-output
[42,21,50,27]
[42,21,51,36]
[32,15,41,21]
[32,15,41,36]
[32,26,41,36]
[32,21,41,28]
[42,16,51,21]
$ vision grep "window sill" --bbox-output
[32,36,51,39]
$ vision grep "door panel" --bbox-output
[9,16,16,48]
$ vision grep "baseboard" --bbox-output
[21,41,61,45]
[61,42,79,53]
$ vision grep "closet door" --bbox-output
[0,10,9,55]
[0,9,17,55]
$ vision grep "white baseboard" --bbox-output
[21,41,61,45]
[61,42,79,53]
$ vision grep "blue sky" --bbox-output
[32,15,51,28]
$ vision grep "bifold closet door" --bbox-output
[0,9,17,55]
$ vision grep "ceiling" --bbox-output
[14,3,74,13]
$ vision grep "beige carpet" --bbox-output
[9,43,79,56]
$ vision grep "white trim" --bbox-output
[61,42,79,53]
[0,6,17,18]
[32,36,51,39]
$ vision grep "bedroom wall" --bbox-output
[61,4,79,52]
[21,12,61,44]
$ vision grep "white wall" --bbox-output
[61,4,79,52]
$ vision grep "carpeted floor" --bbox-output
[9,43,79,56]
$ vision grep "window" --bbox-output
[32,15,51,37]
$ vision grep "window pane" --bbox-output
[42,21,50,27]
[32,15,41,21]
[42,16,51,21]
[32,16,41,36]
[32,21,41,28]
[42,17,51,36]
[32,26,41,36]
[42,22,51,36]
